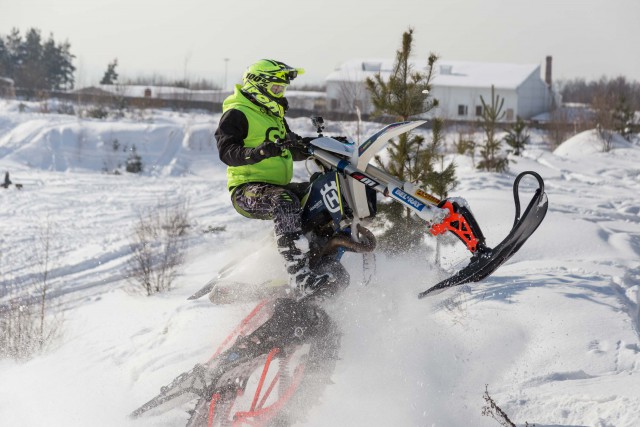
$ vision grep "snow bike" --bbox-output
[131,116,548,425]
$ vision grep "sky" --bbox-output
[2,0,640,89]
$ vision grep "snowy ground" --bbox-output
[1,99,639,427]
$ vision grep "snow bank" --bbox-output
[0,101,220,177]
[553,129,632,157]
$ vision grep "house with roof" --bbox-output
[326,57,556,122]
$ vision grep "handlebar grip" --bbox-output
[276,133,313,150]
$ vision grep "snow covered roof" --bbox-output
[72,86,113,96]
[327,58,541,90]
[0,76,15,86]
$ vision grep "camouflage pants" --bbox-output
[231,182,308,236]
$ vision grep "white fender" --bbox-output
[353,120,427,171]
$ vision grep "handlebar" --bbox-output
[274,133,351,156]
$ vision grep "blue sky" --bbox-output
[3,0,639,88]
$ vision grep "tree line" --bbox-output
[0,28,75,91]
[555,76,639,142]
[558,76,640,108]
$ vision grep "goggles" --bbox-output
[284,70,298,81]
[276,68,304,84]
[268,83,287,97]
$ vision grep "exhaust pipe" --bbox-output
[319,224,376,257]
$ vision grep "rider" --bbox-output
[215,59,334,297]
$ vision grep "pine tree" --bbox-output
[503,116,530,156]
[42,35,74,91]
[50,39,75,90]
[20,29,44,89]
[41,36,57,90]
[365,28,457,253]
[477,86,509,172]
[5,29,24,79]
[0,28,75,91]
[100,58,119,85]
[0,38,9,76]
[366,30,438,122]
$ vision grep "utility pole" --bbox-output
[223,58,229,91]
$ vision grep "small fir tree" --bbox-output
[612,93,635,141]
[365,28,457,253]
[477,86,509,172]
[126,144,143,173]
[503,116,530,156]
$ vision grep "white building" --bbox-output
[326,57,556,121]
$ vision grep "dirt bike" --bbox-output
[131,116,548,425]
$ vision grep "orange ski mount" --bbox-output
[430,200,485,253]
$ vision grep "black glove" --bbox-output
[250,140,283,162]
[277,132,303,147]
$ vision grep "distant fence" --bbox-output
[13,88,376,123]
[15,88,222,113]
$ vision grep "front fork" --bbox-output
[430,200,488,254]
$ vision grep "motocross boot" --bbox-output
[277,232,334,297]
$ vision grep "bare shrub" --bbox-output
[0,292,62,360]
[454,133,476,156]
[482,385,535,427]
[454,123,478,165]
[592,91,618,152]
[0,294,40,359]
[127,199,191,295]
[1,218,63,360]
[34,218,54,340]
[546,108,572,149]
[85,105,109,119]
[597,124,615,152]
[482,385,516,427]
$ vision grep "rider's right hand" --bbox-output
[251,140,283,161]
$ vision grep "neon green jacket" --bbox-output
[218,86,293,191]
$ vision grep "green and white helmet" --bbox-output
[241,59,304,117]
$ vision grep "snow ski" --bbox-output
[419,171,548,298]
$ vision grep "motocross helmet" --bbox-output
[241,59,304,117]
